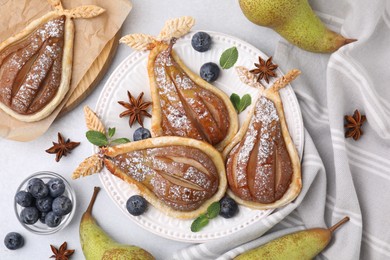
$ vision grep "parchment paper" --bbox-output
[0,0,132,141]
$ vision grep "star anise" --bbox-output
[118,91,152,127]
[250,56,278,84]
[344,109,367,141]
[46,133,80,162]
[50,242,75,260]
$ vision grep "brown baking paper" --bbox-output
[0,0,132,141]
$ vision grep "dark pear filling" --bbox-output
[226,96,293,204]
[111,145,219,211]
[153,47,230,146]
[0,16,65,115]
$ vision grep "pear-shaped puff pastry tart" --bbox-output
[120,17,238,151]
[73,107,227,219]
[223,68,302,210]
[0,0,104,122]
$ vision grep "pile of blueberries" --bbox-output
[15,177,73,228]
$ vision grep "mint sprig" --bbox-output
[230,93,252,114]
[219,46,238,69]
[86,127,130,147]
[191,202,220,232]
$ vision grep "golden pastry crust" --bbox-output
[0,2,104,122]
[0,11,73,122]
[104,136,228,219]
[147,42,238,151]
[223,70,302,210]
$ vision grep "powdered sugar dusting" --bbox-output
[0,16,65,114]
[111,145,219,211]
[154,49,197,137]
[230,96,280,190]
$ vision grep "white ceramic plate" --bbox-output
[95,31,304,243]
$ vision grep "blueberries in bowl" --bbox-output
[27,178,49,199]
[200,62,220,83]
[47,178,65,198]
[219,197,239,218]
[15,191,33,207]
[20,207,39,225]
[191,32,212,52]
[35,196,53,213]
[14,172,76,234]
[45,212,62,228]
[52,196,73,216]
[4,232,24,250]
[126,195,148,216]
[133,127,151,141]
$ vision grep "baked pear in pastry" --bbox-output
[0,0,104,122]
[73,106,227,219]
[120,17,238,151]
[223,68,302,210]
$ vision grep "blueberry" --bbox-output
[52,196,72,216]
[20,207,39,225]
[47,178,65,198]
[200,62,220,83]
[126,195,147,216]
[15,191,33,207]
[27,178,49,199]
[4,232,24,250]
[191,32,212,52]
[219,197,238,218]
[39,212,47,224]
[36,196,53,213]
[133,127,151,141]
[45,211,62,228]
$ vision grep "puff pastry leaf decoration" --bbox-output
[119,34,156,51]
[84,106,105,134]
[157,16,195,42]
[120,17,238,151]
[73,107,227,219]
[72,154,103,180]
[0,0,105,122]
[223,69,302,210]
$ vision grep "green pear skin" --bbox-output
[239,0,356,53]
[235,217,349,260]
[80,187,155,260]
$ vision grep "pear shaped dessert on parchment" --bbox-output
[0,0,104,122]
[72,106,227,219]
[120,17,238,151]
[223,67,302,210]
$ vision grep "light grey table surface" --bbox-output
[0,0,284,259]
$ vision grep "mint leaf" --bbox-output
[230,93,241,111]
[230,93,252,114]
[108,127,116,138]
[219,46,238,69]
[86,130,108,147]
[238,94,252,113]
[207,202,220,219]
[191,214,209,232]
[111,138,131,145]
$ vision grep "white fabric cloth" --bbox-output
[173,0,390,259]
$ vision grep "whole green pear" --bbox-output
[239,0,356,53]
[234,217,349,260]
[80,187,155,260]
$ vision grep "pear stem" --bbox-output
[167,38,177,53]
[329,216,350,234]
[86,186,101,215]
